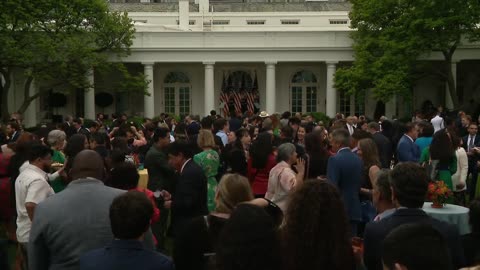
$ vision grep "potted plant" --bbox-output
[427,181,453,208]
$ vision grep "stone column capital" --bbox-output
[326,61,339,67]
[203,61,215,66]
[265,61,277,66]
[142,62,155,67]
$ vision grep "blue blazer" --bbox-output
[327,148,363,222]
[396,135,420,163]
[80,240,174,270]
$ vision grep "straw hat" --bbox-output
[259,111,270,118]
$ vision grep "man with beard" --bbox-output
[15,143,54,269]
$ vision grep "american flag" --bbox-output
[247,70,259,113]
[220,73,230,117]
[246,91,255,113]
[233,91,242,115]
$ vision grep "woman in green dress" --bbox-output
[194,129,220,212]
[420,129,457,191]
[47,130,67,193]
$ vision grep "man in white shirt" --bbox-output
[430,111,445,133]
[15,143,54,268]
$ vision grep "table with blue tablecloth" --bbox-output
[422,202,471,235]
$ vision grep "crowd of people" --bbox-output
[0,107,479,270]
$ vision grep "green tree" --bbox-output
[0,0,147,122]
[335,0,480,108]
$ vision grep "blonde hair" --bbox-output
[197,129,216,149]
[216,174,254,214]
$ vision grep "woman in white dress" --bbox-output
[452,135,468,205]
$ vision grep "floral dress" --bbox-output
[194,149,220,212]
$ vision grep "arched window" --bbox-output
[164,72,190,84]
[291,70,317,83]
[290,70,318,113]
[163,72,191,116]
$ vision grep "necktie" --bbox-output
[469,136,475,151]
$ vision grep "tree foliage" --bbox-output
[0,0,147,121]
[335,0,480,108]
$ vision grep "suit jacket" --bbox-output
[77,127,91,139]
[462,232,480,266]
[463,134,480,161]
[144,145,176,192]
[80,240,174,270]
[28,178,155,270]
[344,124,356,135]
[171,160,208,237]
[372,132,393,168]
[327,148,363,222]
[364,208,465,270]
[7,131,21,143]
[62,122,76,139]
[396,134,420,163]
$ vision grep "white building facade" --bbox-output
[8,1,480,126]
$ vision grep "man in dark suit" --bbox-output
[73,118,90,137]
[6,121,21,143]
[164,141,208,237]
[62,115,76,139]
[80,192,174,270]
[145,128,177,250]
[396,122,420,163]
[145,128,176,193]
[368,122,393,168]
[364,162,465,270]
[463,123,480,199]
[345,116,356,135]
[327,128,363,236]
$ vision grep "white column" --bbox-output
[204,61,215,117]
[445,61,457,110]
[84,69,95,120]
[325,61,338,118]
[143,62,155,118]
[24,80,37,128]
[265,61,276,114]
[179,0,189,30]
[197,0,209,13]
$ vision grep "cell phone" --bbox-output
[153,190,163,198]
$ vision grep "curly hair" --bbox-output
[282,180,354,270]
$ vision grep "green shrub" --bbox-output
[308,112,331,126]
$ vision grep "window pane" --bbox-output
[179,87,190,116]
[306,87,317,113]
[164,87,175,114]
[291,86,302,113]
